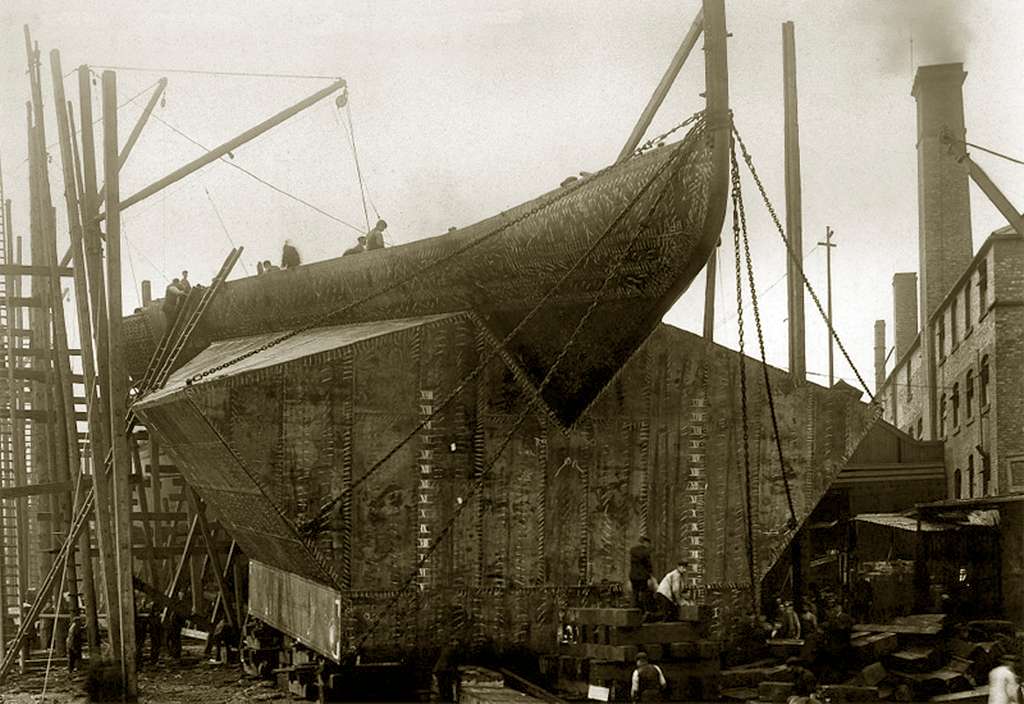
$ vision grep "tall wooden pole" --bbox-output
[702,249,718,340]
[110,77,346,214]
[103,69,138,694]
[51,49,106,654]
[617,8,704,162]
[817,227,837,387]
[7,232,28,667]
[782,21,804,613]
[782,21,806,383]
[78,65,122,656]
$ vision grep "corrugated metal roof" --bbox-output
[854,513,956,532]
[138,313,462,407]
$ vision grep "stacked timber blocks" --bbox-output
[555,607,719,701]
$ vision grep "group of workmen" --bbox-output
[628,536,695,622]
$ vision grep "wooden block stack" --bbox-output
[561,607,719,701]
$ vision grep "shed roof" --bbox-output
[137,313,462,407]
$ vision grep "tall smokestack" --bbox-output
[892,272,919,362]
[874,320,886,394]
[912,63,973,324]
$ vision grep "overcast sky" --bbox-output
[2,1,1023,394]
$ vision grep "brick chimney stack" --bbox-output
[892,272,919,362]
[874,320,887,394]
[912,63,973,325]
[912,63,973,440]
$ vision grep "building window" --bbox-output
[966,369,975,419]
[964,279,972,333]
[916,417,923,439]
[905,361,913,401]
[951,383,960,427]
[982,453,991,496]
[980,355,990,407]
[967,454,975,498]
[939,393,947,438]
[937,317,946,361]
[950,297,958,345]
[978,260,988,321]
[1013,457,1024,491]
[954,468,962,499]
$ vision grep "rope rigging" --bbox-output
[178,111,705,389]
[296,114,704,538]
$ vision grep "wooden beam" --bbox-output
[79,63,121,660]
[702,248,718,340]
[110,77,346,214]
[0,296,44,308]
[97,78,167,205]
[0,481,73,498]
[186,487,236,629]
[103,69,138,695]
[616,8,704,163]
[960,154,1024,236]
[0,264,73,277]
[161,514,199,624]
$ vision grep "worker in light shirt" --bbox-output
[655,559,694,621]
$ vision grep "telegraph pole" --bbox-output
[818,227,837,386]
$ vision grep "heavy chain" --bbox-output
[297,118,704,537]
[731,140,798,533]
[186,111,705,387]
[729,137,758,614]
[353,137,695,650]
[731,125,875,402]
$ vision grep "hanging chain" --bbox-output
[731,140,798,533]
[353,139,695,650]
[297,117,705,537]
[185,111,705,387]
[732,125,875,402]
[729,138,758,614]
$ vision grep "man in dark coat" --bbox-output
[281,240,301,269]
[630,651,667,702]
[629,536,654,614]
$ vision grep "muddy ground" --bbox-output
[0,644,286,704]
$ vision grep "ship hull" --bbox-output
[127,119,722,426]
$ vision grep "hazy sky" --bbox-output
[2,1,1023,394]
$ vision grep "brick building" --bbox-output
[875,62,1024,501]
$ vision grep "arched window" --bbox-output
[980,355,990,407]
[967,454,975,498]
[951,383,960,427]
[954,468,962,499]
[966,369,975,419]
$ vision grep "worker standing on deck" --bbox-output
[66,615,84,673]
[654,559,693,621]
[162,278,186,323]
[365,219,387,250]
[281,240,301,269]
[628,536,654,616]
[343,236,367,256]
[630,651,667,702]
[180,270,192,294]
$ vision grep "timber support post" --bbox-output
[102,69,139,695]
